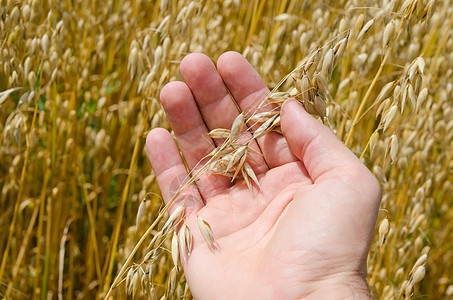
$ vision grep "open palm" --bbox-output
[146,52,381,299]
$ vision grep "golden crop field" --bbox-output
[0,0,452,299]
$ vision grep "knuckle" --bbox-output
[346,164,382,202]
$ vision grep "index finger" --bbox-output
[217,52,298,168]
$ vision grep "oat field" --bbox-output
[0,0,452,299]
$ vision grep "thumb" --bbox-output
[281,99,365,183]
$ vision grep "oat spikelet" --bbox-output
[410,254,428,275]
[166,267,177,299]
[184,225,193,257]
[136,198,147,231]
[0,87,23,105]
[416,87,428,112]
[252,114,278,139]
[227,145,246,172]
[162,205,185,232]
[208,128,231,139]
[178,225,188,261]
[321,48,334,79]
[129,270,140,297]
[368,131,378,159]
[383,21,395,51]
[389,135,398,163]
[375,81,395,104]
[146,231,164,252]
[178,223,193,262]
[383,105,398,132]
[267,92,290,105]
[357,19,374,41]
[249,111,279,123]
[243,162,260,191]
[411,265,426,285]
[126,267,134,295]
[333,36,348,68]
[171,231,179,271]
[378,218,389,246]
[408,84,416,108]
[197,215,219,252]
[230,113,245,141]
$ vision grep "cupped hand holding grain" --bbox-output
[146,52,381,299]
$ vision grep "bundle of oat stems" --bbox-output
[0,0,452,299]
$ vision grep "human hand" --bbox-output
[146,52,381,299]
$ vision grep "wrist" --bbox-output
[305,275,373,300]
